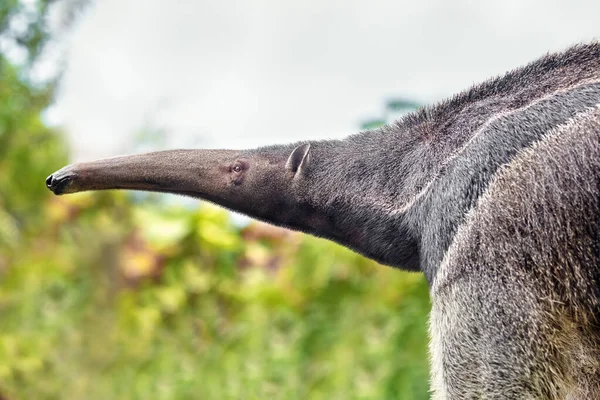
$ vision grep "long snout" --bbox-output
[45,149,237,197]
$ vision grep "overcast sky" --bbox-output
[47,0,599,161]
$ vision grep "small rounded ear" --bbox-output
[285,143,311,175]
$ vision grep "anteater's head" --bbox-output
[47,143,315,220]
[46,141,419,270]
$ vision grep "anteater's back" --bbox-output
[429,99,600,399]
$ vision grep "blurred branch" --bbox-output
[0,0,91,75]
[0,0,55,66]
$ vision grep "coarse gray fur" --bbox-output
[430,107,600,399]
[46,43,600,398]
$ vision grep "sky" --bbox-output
[46,0,600,161]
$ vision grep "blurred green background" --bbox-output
[0,1,430,399]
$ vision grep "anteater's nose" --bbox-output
[45,170,75,195]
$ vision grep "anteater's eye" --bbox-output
[232,165,243,173]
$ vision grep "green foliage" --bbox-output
[0,0,69,248]
[1,195,431,400]
[1,0,54,67]
[0,62,67,227]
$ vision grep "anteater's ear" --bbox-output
[285,143,311,175]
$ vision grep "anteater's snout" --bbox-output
[45,170,75,195]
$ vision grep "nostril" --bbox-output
[46,175,54,188]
